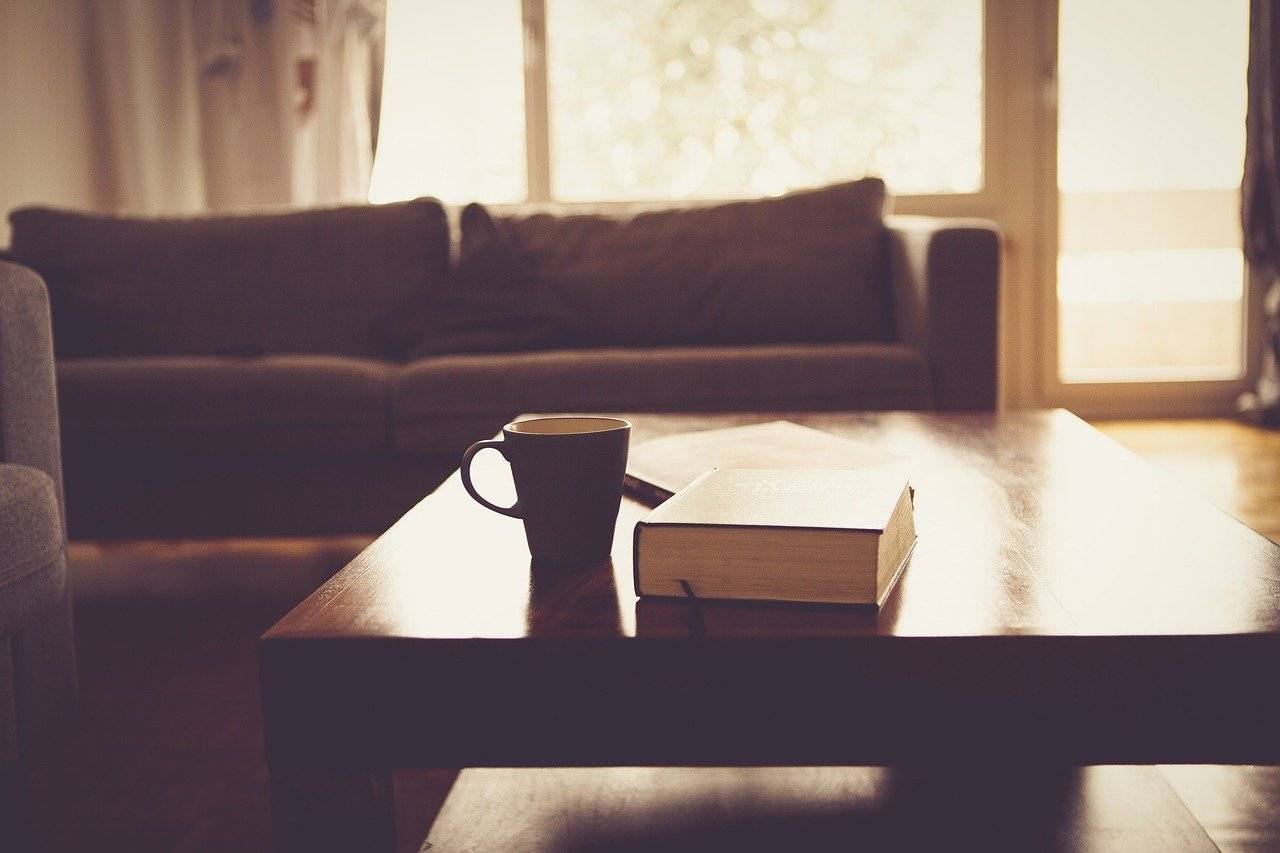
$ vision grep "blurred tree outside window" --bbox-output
[548,0,981,200]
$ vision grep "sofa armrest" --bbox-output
[886,215,1001,411]
[0,261,65,527]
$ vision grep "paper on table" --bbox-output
[624,420,904,505]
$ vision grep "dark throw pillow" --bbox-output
[486,177,893,348]
[371,203,572,359]
[8,198,450,358]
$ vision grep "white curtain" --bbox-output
[297,0,382,205]
[87,0,383,215]
[86,0,208,213]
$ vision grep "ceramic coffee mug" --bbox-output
[461,416,631,562]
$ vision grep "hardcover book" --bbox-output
[633,467,915,607]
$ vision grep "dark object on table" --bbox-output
[462,416,630,562]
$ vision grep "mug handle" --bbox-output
[460,439,523,519]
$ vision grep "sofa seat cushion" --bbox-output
[0,464,61,593]
[476,178,892,349]
[58,356,392,458]
[391,343,933,455]
[8,198,449,358]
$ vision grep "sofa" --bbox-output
[1,179,1000,538]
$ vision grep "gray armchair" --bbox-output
[0,261,78,841]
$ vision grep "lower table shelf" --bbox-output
[422,765,1214,852]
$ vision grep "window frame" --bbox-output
[519,0,992,208]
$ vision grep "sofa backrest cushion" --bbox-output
[7,199,449,358]
[471,178,892,349]
[371,203,569,359]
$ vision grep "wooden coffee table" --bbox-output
[260,411,1280,851]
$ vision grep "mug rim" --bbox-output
[506,415,631,436]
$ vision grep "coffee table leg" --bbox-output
[269,764,396,853]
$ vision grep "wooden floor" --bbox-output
[36,418,1280,851]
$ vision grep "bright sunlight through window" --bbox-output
[369,0,526,204]
[370,0,981,204]
[1057,0,1248,383]
[545,0,981,200]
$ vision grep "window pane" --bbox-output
[368,0,525,204]
[1059,249,1244,381]
[1057,0,1248,383]
[546,0,982,201]
[1058,1,1247,194]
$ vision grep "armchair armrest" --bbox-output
[886,215,1001,411]
[0,261,65,526]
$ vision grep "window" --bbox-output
[1056,0,1249,383]
[369,0,527,204]
[545,0,982,200]
[371,0,983,204]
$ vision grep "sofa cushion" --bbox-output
[8,198,449,358]
[0,464,61,591]
[371,203,570,359]
[473,178,892,350]
[57,355,392,458]
[390,343,933,455]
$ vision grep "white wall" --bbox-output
[0,0,102,245]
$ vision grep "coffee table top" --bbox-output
[267,410,1280,642]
